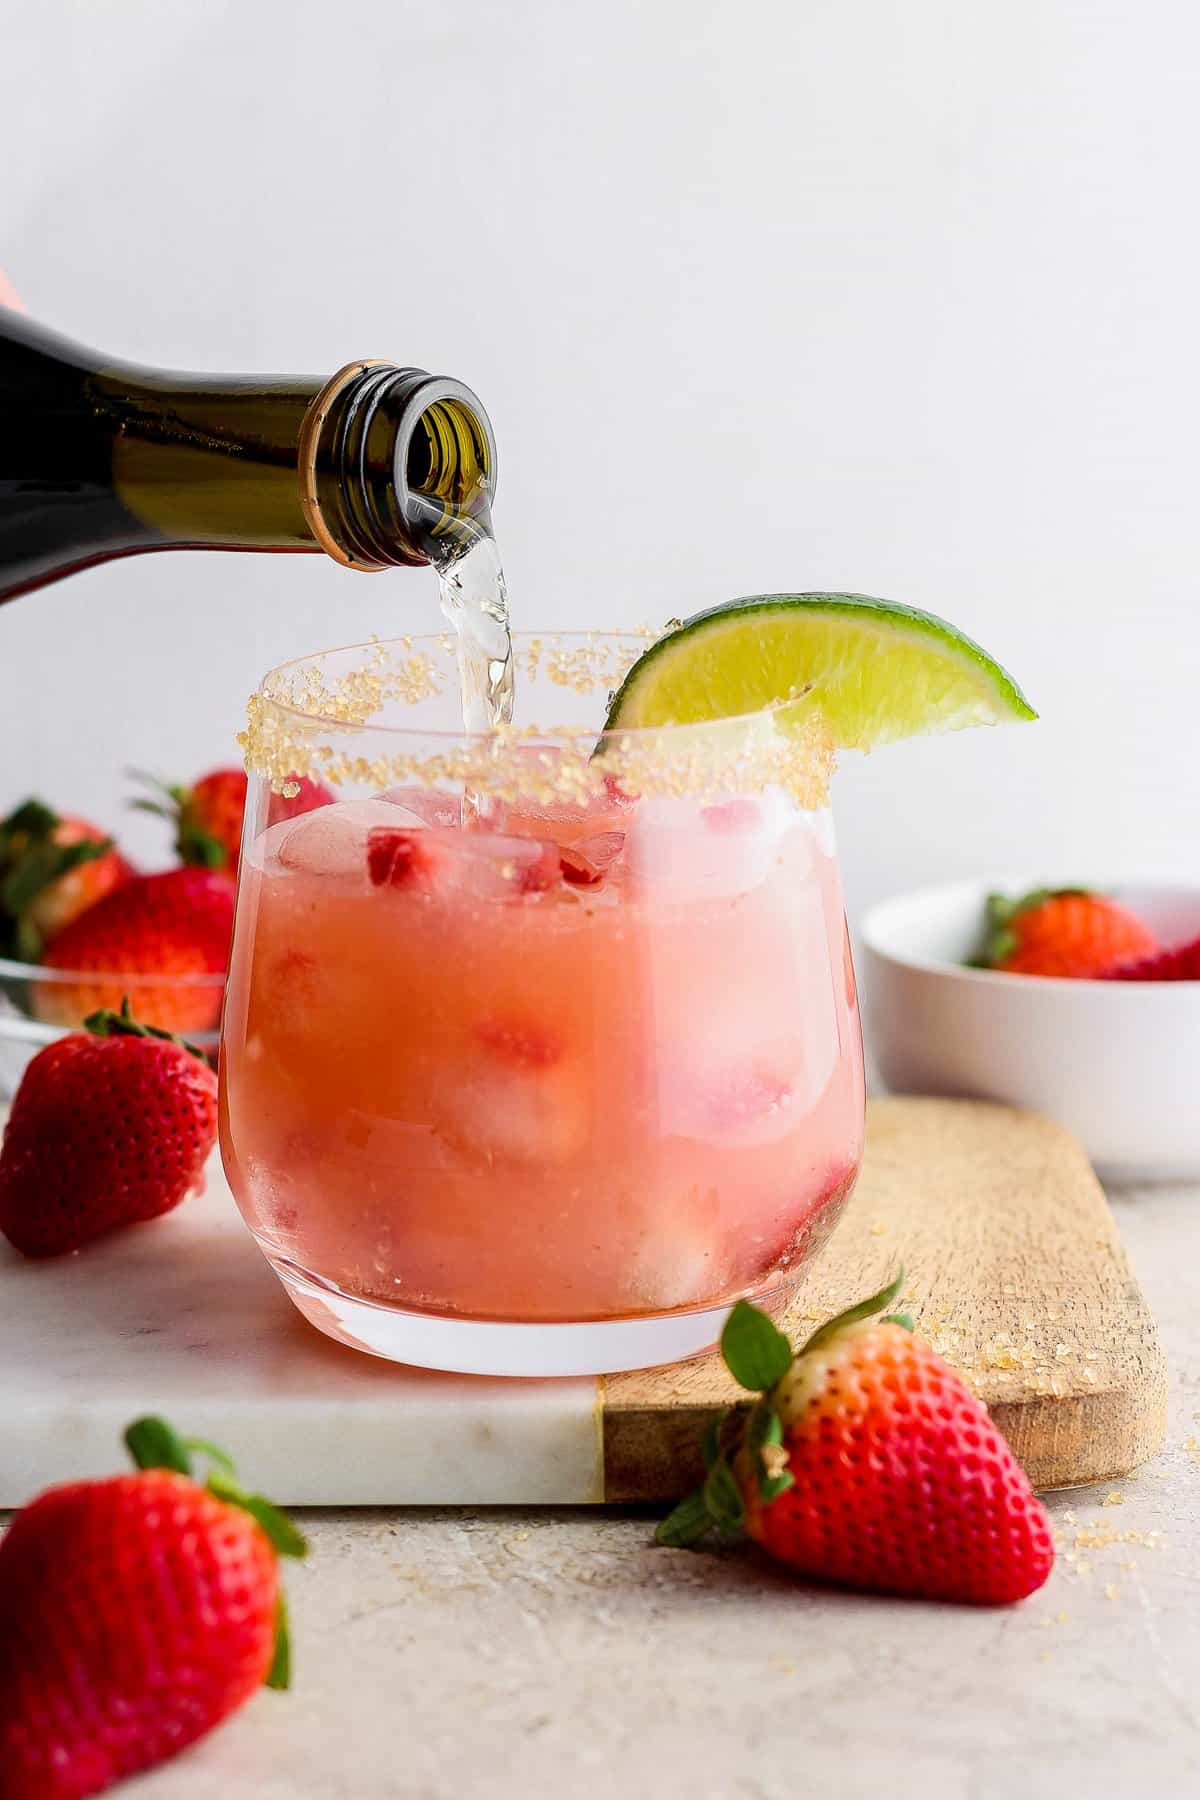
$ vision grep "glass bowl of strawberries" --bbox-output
[0,774,329,1095]
[862,876,1200,1181]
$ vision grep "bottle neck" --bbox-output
[299,362,498,572]
[0,311,497,601]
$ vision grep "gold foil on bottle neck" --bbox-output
[297,360,394,571]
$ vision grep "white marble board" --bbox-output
[0,1155,603,1507]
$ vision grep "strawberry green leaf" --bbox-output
[178,821,229,870]
[760,1471,795,1503]
[720,1300,794,1392]
[1,798,59,842]
[702,1454,745,1540]
[881,1312,914,1331]
[700,1409,729,1471]
[125,1415,193,1476]
[266,1593,293,1691]
[240,1494,309,1560]
[182,1436,237,1475]
[207,1470,308,1560]
[655,1488,714,1548]
[798,1269,907,1357]
[2,835,110,918]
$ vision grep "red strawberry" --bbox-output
[367,826,561,897]
[367,825,440,889]
[0,1415,305,1798]
[134,767,331,872]
[976,887,1157,978]
[0,799,134,960]
[35,867,234,1034]
[560,831,624,888]
[0,999,218,1258]
[658,1275,1054,1606]
[1106,933,1200,981]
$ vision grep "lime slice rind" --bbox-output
[604,593,1036,749]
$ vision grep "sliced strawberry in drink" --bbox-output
[515,843,563,894]
[368,823,564,901]
[367,827,441,890]
[560,847,604,888]
[560,831,625,888]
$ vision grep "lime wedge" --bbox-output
[605,594,1035,747]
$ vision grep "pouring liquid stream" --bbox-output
[430,517,515,738]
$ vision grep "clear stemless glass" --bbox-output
[219,634,865,1376]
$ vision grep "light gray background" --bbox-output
[1,1,1196,915]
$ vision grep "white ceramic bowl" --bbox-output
[860,879,1200,1182]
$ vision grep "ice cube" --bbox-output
[440,1058,588,1163]
[272,799,402,879]
[495,746,631,847]
[380,786,462,828]
[660,1034,810,1147]
[624,791,802,899]
[619,1203,727,1310]
[369,824,561,901]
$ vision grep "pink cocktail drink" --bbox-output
[220,634,865,1374]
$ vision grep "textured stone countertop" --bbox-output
[8,1183,1200,1799]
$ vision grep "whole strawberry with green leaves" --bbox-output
[975,887,1157,979]
[0,998,218,1258]
[0,1416,305,1799]
[0,798,134,960]
[658,1274,1055,1605]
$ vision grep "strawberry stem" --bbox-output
[797,1269,907,1358]
[84,996,210,1066]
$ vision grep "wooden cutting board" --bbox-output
[603,1097,1167,1497]
[0,1098,1166,1506]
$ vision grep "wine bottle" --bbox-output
[0,311,496,605]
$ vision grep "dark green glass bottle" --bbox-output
[0,312,496,605]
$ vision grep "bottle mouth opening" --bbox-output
[393,380,496,553]
[300,363,497,572]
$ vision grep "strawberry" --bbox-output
[1106,933,1200,981]
[366,825,562,898]
[657,1274,1055,1605]
[35,867,234,1034]
[0,1415,305,1798]
[975,887,1158,978]
[0,799,134,961]
[0,999,218,1258]
[133,767,331,872]
[367,825,441,889]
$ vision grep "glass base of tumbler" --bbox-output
[268,1254,752,1377]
